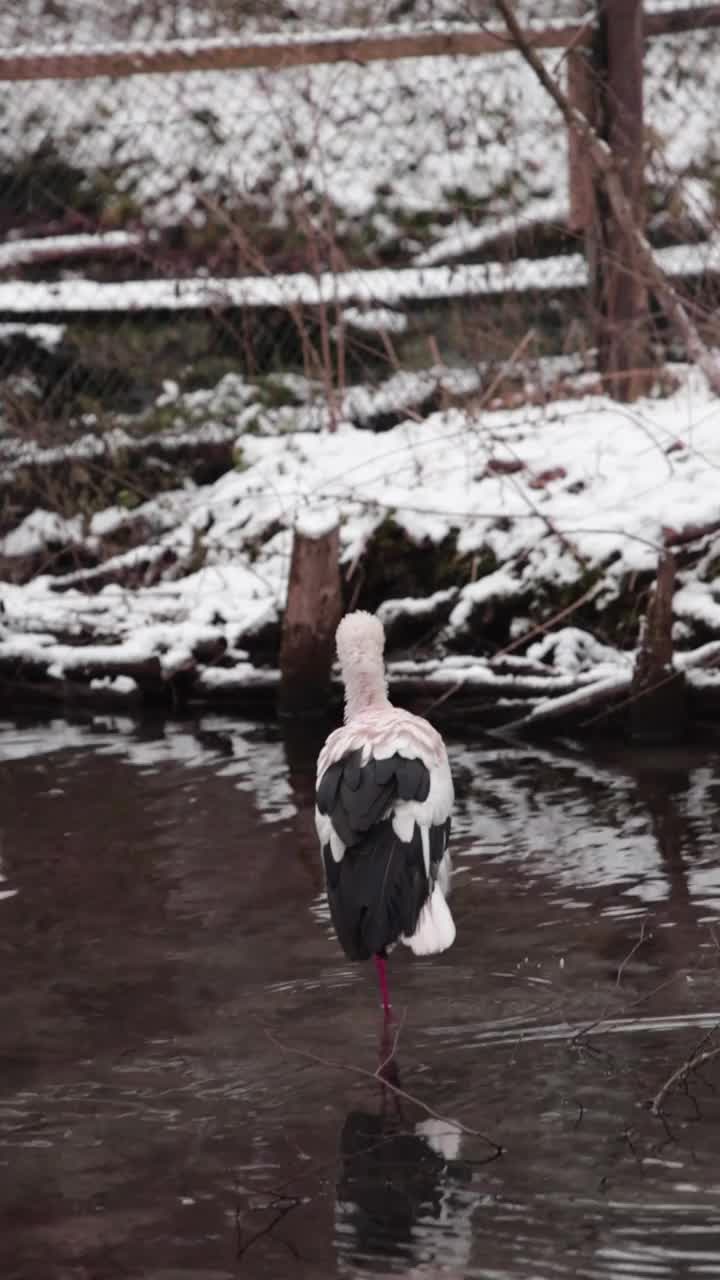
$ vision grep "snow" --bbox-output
[1,509,83,557]
[342,366,482,427]
[1,235,718,315]
[198,664,279,690]
[449,570,525,632]
[295,505,340,539]
[0,322,65,350]
[414,195,568,267]
[674,582,720,631]
[2,364,719,702]
[0,256,586,314]
[0,419,236,484]
[515,671,631,727]
[0,231,141,270]
[377,588,456,625]
[1,21,543,60]
[90,674,138,694]
[0,41,570,240]
[0,0,716,317]
[0,11,719,713]
[0,3,591,52]
[527,628,634,675]
[677,640,720,671]
[388,656,591,695]
[342,305,408,334]
[0,18,715,282]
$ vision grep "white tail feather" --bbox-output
[415,1117,462,1161]
[402,883,456,956]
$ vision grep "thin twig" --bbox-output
[423,673,469,715]
[651,1032,720,1116]
[263,1028,502,1153]
[570,975,678,1046]
[580,663,681,730]
[477,327,537,410]
[615,917,651,988]
[492,579,605,660]
[377,1010,406,1076]
[236,1197,303,1261]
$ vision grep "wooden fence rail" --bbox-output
[0,6,718,82]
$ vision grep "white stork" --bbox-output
[315,610,455,1014]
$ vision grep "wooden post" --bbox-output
[278,517,343,717]
[590,0,652,401]
[567,48,597,234]
[629,549,687,743]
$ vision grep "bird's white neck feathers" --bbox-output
[336,611,390,723]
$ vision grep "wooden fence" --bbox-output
[0,6,718,81]
[1,3,719,399]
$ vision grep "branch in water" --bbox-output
[263,1026,503,1155]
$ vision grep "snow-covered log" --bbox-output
[494,672,631,736]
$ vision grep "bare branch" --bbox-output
[615,917,651,988]
[264,1027,502,1153]
[651,1031,720,1116]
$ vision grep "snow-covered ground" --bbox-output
[1,4,719,725]
[1,361,719,718]
[0,9,717,261]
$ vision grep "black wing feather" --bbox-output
[429,816,451,870]
[374,757,397,785]
[322,820,426,960]
[396,757,431,802]
[316,760,344,816]
[317,749,447,961]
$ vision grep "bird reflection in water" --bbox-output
[334,1026,475,1275]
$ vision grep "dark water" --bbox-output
[1,714,720,1280]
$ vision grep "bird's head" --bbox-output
[336,610,386,682]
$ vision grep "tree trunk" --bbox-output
[591,0,652,400]
[278,521,343,717]
[629,549,687,743]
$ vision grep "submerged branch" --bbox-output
[651,1029,720,1116]
[263,1027,503,1155]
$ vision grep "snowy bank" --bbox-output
[1,362,720,731]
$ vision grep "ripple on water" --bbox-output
[2,717,720,1280]
[449,743,720,918]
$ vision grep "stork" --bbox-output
[314,610,455,1016]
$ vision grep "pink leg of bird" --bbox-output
[374,954,392,1018]
[377,1020,403,1119]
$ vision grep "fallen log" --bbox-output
[0,231,144,272]
[493,671,631,736]
[662,517,720,548]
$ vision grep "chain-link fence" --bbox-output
[0,2,718,460]
[0,1,585,47]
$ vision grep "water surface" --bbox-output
[1,713,720,1279]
